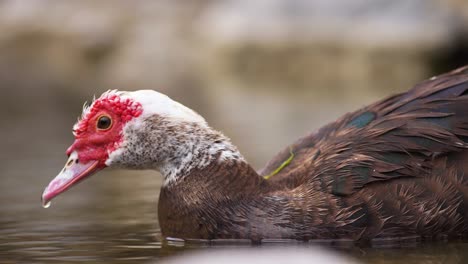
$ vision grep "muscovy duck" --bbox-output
[43,66,468,242]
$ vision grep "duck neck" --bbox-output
[160,137,251,187]
[153,119,268,239]
[117,115,264,190]
[157,133,266,238]
[151,119,261,189]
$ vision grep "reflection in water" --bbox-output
[2,216,468,264]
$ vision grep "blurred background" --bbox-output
[0,0,467,263]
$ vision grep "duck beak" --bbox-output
[41,151,102,207]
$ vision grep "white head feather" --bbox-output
[121,90,207,125]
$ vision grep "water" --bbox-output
[1,117,468,263]
[42,201,51,209]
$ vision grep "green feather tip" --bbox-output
[264,147,294,180]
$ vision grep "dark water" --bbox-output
[1,118,468,263]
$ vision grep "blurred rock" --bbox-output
[0,0,209,117]
[198,0,457,47]
[197,0,465,93]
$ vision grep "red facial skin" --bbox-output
[68,93,143,167]
[42,93,143,205]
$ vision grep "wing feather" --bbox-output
[262,66,468,196]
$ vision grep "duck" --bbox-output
[42,66,468,243]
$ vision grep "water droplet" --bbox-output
[42,200,51,208]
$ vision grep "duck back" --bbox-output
[259,66,468,240]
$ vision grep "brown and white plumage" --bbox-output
[43,66,468,242]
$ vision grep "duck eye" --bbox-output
[96,115,112,130]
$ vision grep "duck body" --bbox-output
[159,66,468,242]
[43,66,468,242]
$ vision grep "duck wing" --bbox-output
[261,66,468,195]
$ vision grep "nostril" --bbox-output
[66,159,74,167]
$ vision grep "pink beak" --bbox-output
[42,151,102,207]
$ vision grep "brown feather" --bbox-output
[159,65,468,242]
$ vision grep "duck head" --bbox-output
[41,90,213,207]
